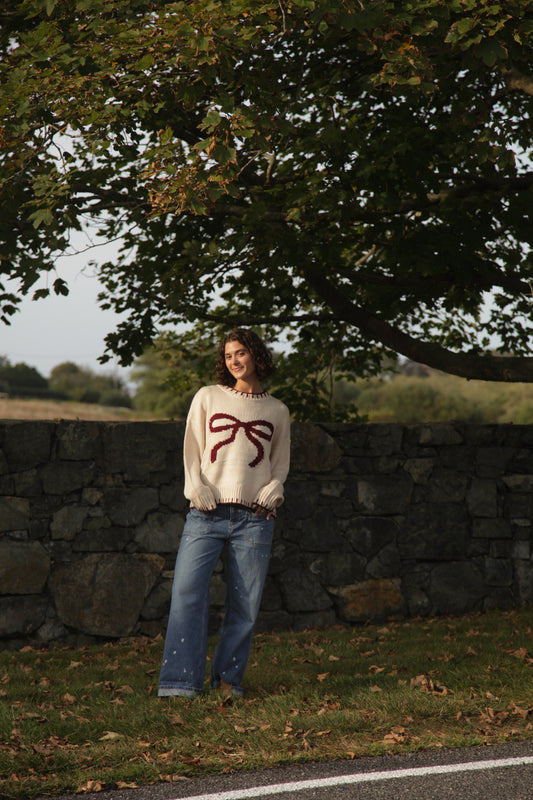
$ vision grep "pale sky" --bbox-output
[0,236,135,386]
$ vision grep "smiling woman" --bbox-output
[158,327,291,699]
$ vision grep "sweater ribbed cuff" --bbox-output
[189,486,217,511]
[254,480,284,511]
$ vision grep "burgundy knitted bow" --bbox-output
[209,413,274,467]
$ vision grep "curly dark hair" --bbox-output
[216,328,276,387]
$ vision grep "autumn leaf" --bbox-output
[99,731,124,741]
[317,672,329,682]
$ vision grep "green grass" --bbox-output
[1,608,533,799]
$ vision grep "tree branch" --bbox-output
[302,264,533,382]
[500,66,533,96]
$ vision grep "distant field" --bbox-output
[0,397,158,421]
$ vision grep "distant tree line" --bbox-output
[4,347,533,424]
[0,357,132,408]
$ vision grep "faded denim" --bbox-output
[158,505,274,698]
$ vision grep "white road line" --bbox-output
[173,755,533,800]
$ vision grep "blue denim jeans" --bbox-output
[158,505,274,698]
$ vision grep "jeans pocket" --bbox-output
[185,507,216,535]
[244,513,274,547]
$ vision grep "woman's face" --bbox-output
[224,339,257,384]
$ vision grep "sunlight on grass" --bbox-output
[1,608,532,799]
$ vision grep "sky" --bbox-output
[0,235,136,386]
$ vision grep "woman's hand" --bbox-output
[252,504,274,520]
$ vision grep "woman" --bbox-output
[158,328,291,698]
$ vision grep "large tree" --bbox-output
[1,0,533,397]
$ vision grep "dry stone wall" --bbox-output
[0,419,532,649]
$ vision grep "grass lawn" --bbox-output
[1,607,532,799]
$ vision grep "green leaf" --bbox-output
[29,209,53,229]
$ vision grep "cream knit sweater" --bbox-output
[183,384,291,512]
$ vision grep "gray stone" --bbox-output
[50,506,87,540]
[502,474,533,491]
[324,551,366,585]
[328,577,405,622]
[14,469,41,497]
[101,422,178,479]
[515,560,533,604]
[0,496,30,532]
[284,481,320,518]
[417,424,463,446]
[472,519,512,539]
[0,540,50,594]
[57,422,99,460]
[104,488,159,526]
[73,527,133,552]
[476,447,516,477]
[425,468,468,503]
[41,461,94,494]
[290,423,342,473]
[467,479,498,518]
[141,579,173,620]
[278,566,332,613]
[159,482,187,512]
[297,507,345,552]
[0,595,48,636]
[356,474,413,514]
[135,512,185,552]
[366,424,404,456]
[346,516,399,558]
[429,561,485,614]
[512,540,530,560]
[3,422,53,470]
[260,577,283,612]
[403,458,435,484]
[484,557,513,586]
[400,503,469,560]
[50,552,165,637]
[366,542,401,579]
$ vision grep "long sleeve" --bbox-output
[253,403,291,510]
[183,389,216,510]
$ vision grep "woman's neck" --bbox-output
[233,377,264,394]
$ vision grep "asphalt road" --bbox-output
[40,740,533,800]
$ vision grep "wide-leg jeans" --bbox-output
[158,504,274,698]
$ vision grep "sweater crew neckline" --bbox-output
[218,385,270,400]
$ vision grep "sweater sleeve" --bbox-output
[254,403,291,510]
[183,389,216,511]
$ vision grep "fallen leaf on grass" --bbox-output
[383,726,408,744]
[508,701,533,719]
[99,731,124,741]
[369,685,382,693]
[168,712,185,725]
[77,779,103,793]
[317,672,329,682]
[410,674,450,696]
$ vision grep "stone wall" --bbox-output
[0,420,532,649]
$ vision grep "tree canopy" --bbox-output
[1,0,533,402]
